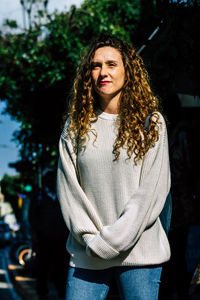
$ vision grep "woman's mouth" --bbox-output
[99,81,111,86]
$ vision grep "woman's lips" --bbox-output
[99,81,111,85]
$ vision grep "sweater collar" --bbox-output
[97,109,118,120]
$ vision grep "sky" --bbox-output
[0,102,20,178]
[0,0,82,28]
[0,0,82,179]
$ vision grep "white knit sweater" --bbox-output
[57,110,171,270]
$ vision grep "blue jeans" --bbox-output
[66,265,162,300]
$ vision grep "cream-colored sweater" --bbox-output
[57,110,171,270]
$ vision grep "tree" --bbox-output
[0,0,141,184]
[20,0,49,30]
[0,0,199,184]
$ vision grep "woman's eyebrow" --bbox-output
[91,61,101,67]
[91,60,118,64]
[91,61,101,64]
[106,60,118,64]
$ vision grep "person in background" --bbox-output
[159,94,200,300]
[57,33,171,300]
[29,168,69,299]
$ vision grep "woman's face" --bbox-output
[91,46,125,103]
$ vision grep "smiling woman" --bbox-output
[57,33,171,300]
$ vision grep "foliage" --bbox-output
[0,0,199,182]
[3,19,18,29]
[0,0,141,182]
[75,0,140,41]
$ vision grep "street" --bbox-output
[0,247,21,300]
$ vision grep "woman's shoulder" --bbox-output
[146,111,166,128]
[151,110,164,120]
[149,111,167,139]
[151,111,167,127]
[61,116,71,140]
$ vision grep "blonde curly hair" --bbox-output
[66,33,161,162]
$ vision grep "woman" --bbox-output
[57,33,171,300]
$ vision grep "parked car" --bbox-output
[0,221,12,246]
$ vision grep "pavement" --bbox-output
[6,249,64,300]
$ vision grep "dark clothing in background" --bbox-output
[169,122,200,229]
[29,187,69,298]
[159,121,200,300]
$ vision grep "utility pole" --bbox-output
[19,0,49,30]
[20,0,27,29]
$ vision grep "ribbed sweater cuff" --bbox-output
[88,233,119,260]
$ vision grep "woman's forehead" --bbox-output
[92,46,122,62]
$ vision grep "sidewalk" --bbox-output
[6,251,63,300]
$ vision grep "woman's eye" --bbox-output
[91,63,100,70]
[109,63,116,67]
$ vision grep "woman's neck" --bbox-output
[99,94,120,114]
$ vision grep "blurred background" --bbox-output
[0,1,200,299]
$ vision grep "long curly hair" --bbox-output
[66,33,161,162]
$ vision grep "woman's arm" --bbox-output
[87,113,171,259]
[57,121,119,257]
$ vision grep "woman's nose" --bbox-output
[100,65,108,76]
